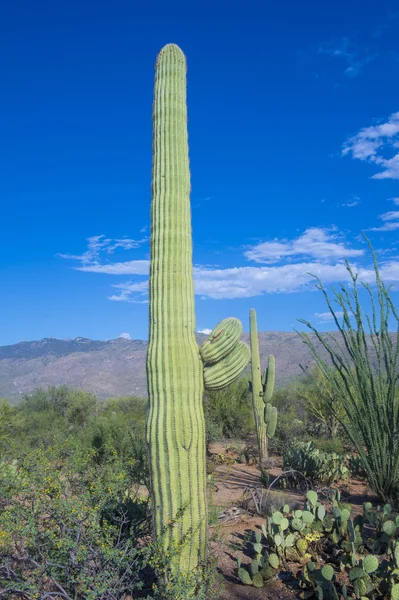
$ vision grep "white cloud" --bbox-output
[197,328,212,335]
[371,222,399,232]
[79,260,149,275]
[381,210,399,221]
[192,260,399,299]
[61,228,399,303]
[370,205,399,231]
[342,111,399,179]
[390,197,399,205]
[244,228,363,264]
[118,332,132,340]
[193,262,352,299]
[315,311,344,322]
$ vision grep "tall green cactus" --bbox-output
[249,308,277,462]
[146,43,250,575]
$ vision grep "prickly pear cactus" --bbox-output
[249,308,276,461]
[146,44,250,574]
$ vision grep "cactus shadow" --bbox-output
[215,466,262,489]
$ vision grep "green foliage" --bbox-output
[16,385,98,448]
[0,398,20,456]
[89,395,149,486]
[282,441,349,487]
[0,441,151,599]
[312,436,346,455]
[203,377,253,441]
[295,366,346,438]
[11,386,150,488]
[269,386,308,453]
[149,528,219,600]
[298,241,399,505]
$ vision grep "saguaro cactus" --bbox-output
[146,43,249,575]
[249,308,276,462]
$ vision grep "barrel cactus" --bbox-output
[146,43,250,575]
[249,308,276,462]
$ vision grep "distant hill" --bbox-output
[0,332,328,402]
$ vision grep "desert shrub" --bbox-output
[282,441,349,487]
[298,242,399,505]
[10,389,150,487]
[15,386,98,449]
[295,366,346,438]
[0,440,151,599]
[90,395,149,486]
[312,436,346,455]
[268,386,308,453]
[203,377,253,441]
[0,399,20,457]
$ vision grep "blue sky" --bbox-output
[1,0,399,345]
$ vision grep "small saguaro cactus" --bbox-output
[249,308,277,462]
[146,43,250,577]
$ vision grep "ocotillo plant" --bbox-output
[249,308,277,462]
[146,43,250,575]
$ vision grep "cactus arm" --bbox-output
[200,317,242,364]
[146,44,206,571]
[204,341,250,390]
[263,355,275,402]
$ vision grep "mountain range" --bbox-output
[0,332,328,402]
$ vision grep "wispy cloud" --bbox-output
[79,261,149,275]
[371,211,399,232]
[315,311,344,322]
[340,196,361,208]
[109,281,149,303]
[59,235,149,275]
[244,228,363,264]
[61,228,399,303]
[369,198,399,232]
[342,111,399,179]
[318,37,376,77]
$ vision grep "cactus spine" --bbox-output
[146,44,250,574]
[249,308,276,462]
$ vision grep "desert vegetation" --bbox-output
[1,42,399,600]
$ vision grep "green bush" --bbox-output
[268,386,308,453]
[15,386,98,450]
[0,440,151,599]
[10,388,150,488]
[312,436,346,455]
[203,377,253,441]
